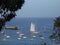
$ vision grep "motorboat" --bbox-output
[4,26,19,30]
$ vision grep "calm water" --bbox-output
[0,18,57,45]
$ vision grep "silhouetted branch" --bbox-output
[0,0,25,31]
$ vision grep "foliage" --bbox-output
[54,16,60,28]
[50,16,60,43]
[0,0,25,31]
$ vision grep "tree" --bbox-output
[0,0,25,31]
[54,16,60,28]
[54,16,60,43]
[50,16,60,43]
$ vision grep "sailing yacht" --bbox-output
[30,22,39,34]
[30,22,39,40]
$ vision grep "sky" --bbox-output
[16,0,60,18]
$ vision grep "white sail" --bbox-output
[30,22,38,34]
[30,22,35,32]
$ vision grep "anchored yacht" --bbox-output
[4,26,19,30]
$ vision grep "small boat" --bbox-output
[40,36,45,40]
[16,32,20,34]
[6,35,10,38]
[19,33,24,36]
[4,34,11,38]
[32,35,36,38]
[23,36,27,39]
[17,37,21,40]
[18,33,24,37]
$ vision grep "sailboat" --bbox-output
[30,22,39,34]
[30,22,38,40]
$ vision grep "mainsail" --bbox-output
[30,22,38,34]
[30,22,36,32]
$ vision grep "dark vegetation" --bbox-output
[50,16,60,43]
[0,0,25,31]
[54,16,60,43]
[54,16,60,28]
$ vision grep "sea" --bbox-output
[0,18,58,45]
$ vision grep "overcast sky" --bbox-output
[16,0,60,18]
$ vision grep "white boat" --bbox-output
[32,35,36,38]
[6,35,10,38]
[40,36,45,40]
[17,37,21,40]
[23,36,27,39]
[19,34,24,36]
[16,32,20,34]
[19,34,24,37]
[30,22,38,34]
